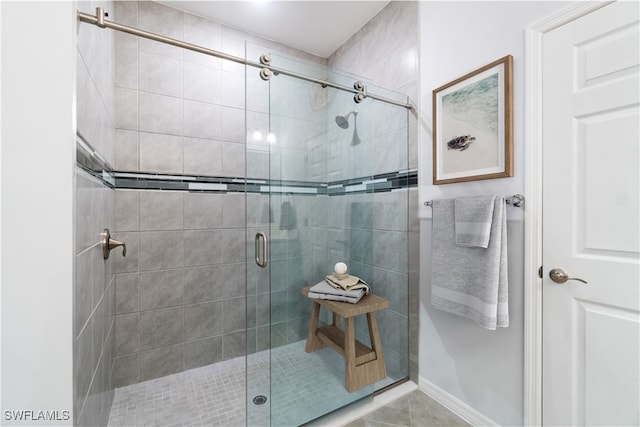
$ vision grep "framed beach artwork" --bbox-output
[432,55,513,185]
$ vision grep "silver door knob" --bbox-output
[549,268,587,284]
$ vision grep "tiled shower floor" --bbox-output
[108,355,246,426]
[108,340,382,427]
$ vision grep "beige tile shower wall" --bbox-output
[75,1,117,425]
[325,86,410,182]
[112,1,330,385]
[75,171,116,427]
[329,1,418,171]
[113,1,327,176]
[329,2,418,94]
[112,190,249,386]
[265,194,332,348]
[113,1,246,176]
[111,0,418,386]
[327,1,420,382]
[323,189,411,380]
[78,0,116,166]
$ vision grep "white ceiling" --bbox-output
[158,1,390,58]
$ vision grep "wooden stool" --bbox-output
[301,287,389,392]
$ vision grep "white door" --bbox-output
[542,2,640,426]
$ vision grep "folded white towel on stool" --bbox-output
[455,196,496,248]
[431,197,509,330]
[308,280,365,304]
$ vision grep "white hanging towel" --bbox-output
[431,196,509,330]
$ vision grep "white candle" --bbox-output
[334,262,347,275]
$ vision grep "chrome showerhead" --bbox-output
[335,115,349,129]
[335,110,357,129]
[335,110,361,146]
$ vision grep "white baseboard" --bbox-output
[418,376,499,427]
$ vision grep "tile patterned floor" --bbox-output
[265,341,374,426]
[344,390,470,427]
[108,356,246,426]
[108,340,390,427]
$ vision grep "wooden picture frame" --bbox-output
[432,55,513,185]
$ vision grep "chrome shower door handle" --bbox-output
[255,232,268,268]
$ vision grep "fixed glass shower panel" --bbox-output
[246,43,410,427]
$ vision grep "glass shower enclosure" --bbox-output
[245,44,410,426]
[77,3,410,422]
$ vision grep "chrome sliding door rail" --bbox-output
[77,7,413,110]
[78,8,253,66]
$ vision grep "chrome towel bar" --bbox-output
[424,194,525,208]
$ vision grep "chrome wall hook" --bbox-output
[102,228,126,260]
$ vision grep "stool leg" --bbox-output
[367,313,383,355]
[333,312,341,328]
[305,301,325,352]
[366,312,387,383]
[344,316,357,392]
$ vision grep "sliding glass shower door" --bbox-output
[246,44,411,426]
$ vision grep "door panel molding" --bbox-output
[524,2,613,425]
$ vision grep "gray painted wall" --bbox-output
[417,2,572,426]
[1,2,76,424]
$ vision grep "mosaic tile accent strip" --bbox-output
[78,128,416,196]
[76,137,417,198]
[113,169,416,195]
